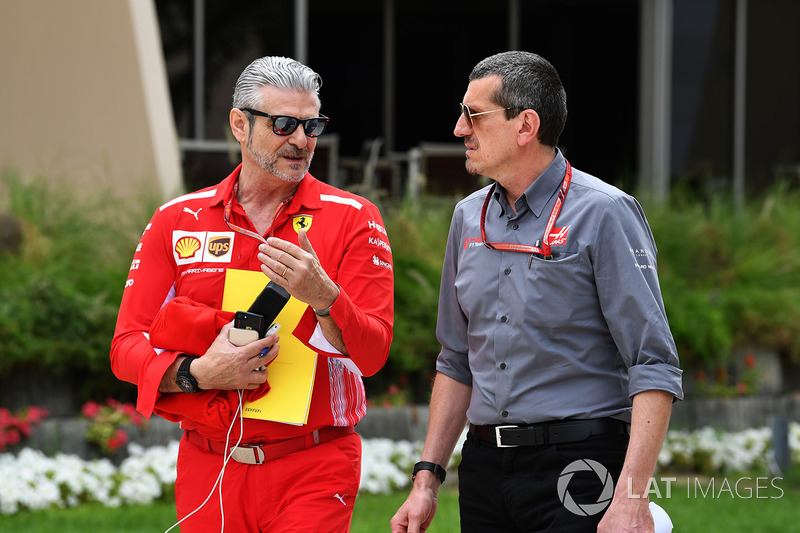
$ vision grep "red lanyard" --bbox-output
[480,160,572,261]
[223,180,293,245]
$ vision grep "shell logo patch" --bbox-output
[293,215,313,233]
[175,236,202,259]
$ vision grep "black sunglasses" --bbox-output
[240,107,329,137]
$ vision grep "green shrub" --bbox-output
[366,198,454,402]
[3,165,799,407]
[647,182,800,375]
[0,168,159,404]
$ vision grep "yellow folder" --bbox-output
[221,269,317,425]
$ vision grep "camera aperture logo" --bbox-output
[557,459,615,516]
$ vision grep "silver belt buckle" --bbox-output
[494,425,519,448]
[229,444,266,465]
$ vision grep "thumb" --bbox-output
[297,228,318,258]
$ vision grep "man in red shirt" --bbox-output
[111,56,394,532]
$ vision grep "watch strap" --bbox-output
[313,284,340,317]
[176,355,200,393]
[412,461,446,484]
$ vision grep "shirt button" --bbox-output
[500,363,507,370]
[504,267,511,275]
[512,223,519,230]
[500,316,508,323]
[501,410,509,417]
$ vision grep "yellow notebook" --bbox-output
[221,269,317,425]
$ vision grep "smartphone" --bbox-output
[228,281,290,346]
[248,281,290,325]
[229,311,264,346]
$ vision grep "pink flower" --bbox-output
[16,421,31,438]
[82,401,101,419]
[106,429,128,451]
[26,406,49,423]
[106,398,121,409]
[5,429,21,445]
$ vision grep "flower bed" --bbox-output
[658,423,800,475]
[1,425,798,515]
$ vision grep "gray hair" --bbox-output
[469,51,567,147]
[232,56,323,110]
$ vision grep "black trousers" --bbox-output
[458,432,629,533]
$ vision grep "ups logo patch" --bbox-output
[207,236,231,257]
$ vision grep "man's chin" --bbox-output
[278,165,309,183]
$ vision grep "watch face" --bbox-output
[176,356,199,393]
[176,375,197,393]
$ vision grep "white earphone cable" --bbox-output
[164,389,245,533]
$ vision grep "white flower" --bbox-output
[1,423,798,515]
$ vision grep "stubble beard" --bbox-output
[464,136,480,176]
[247,136,314,183]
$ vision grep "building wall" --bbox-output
[0,0,181,199]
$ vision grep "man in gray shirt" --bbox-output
[391,51,682,532]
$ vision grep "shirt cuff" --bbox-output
[628,362,684,401]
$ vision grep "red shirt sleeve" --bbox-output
[110,208,183,417]
[293,200,394,377]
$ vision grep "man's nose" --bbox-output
[454,113,472,137]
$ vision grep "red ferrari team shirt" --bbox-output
[111,165,394,442]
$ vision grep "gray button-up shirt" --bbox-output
[436,151,683,425]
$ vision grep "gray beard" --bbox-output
[247,136,314,183]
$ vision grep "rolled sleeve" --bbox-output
[628,362,684,400]
[593,194,683,402]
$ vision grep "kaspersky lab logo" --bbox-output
[557,459,615,516]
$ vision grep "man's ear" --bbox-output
[517,109,541,147]
[230,108,249,144]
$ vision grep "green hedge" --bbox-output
[2,168,799,407]
[0,169,160,403]
[647,184,800,371]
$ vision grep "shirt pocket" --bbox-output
[524,250,599,327]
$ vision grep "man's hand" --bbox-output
[390,472,440,533]
[598,389,672,532]
[258,229,338,311]
[190,322,280,390]
[597,494,654,532]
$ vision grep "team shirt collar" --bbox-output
[491,149,568,219]
[209,163,323,215]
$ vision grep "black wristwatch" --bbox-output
[175,355,200,393]
[412,461,447,484]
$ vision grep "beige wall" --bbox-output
[0,0,181,199]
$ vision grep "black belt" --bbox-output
[469,418,629,448]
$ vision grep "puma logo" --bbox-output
[333,494,347,506]
[183,207,202,221]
